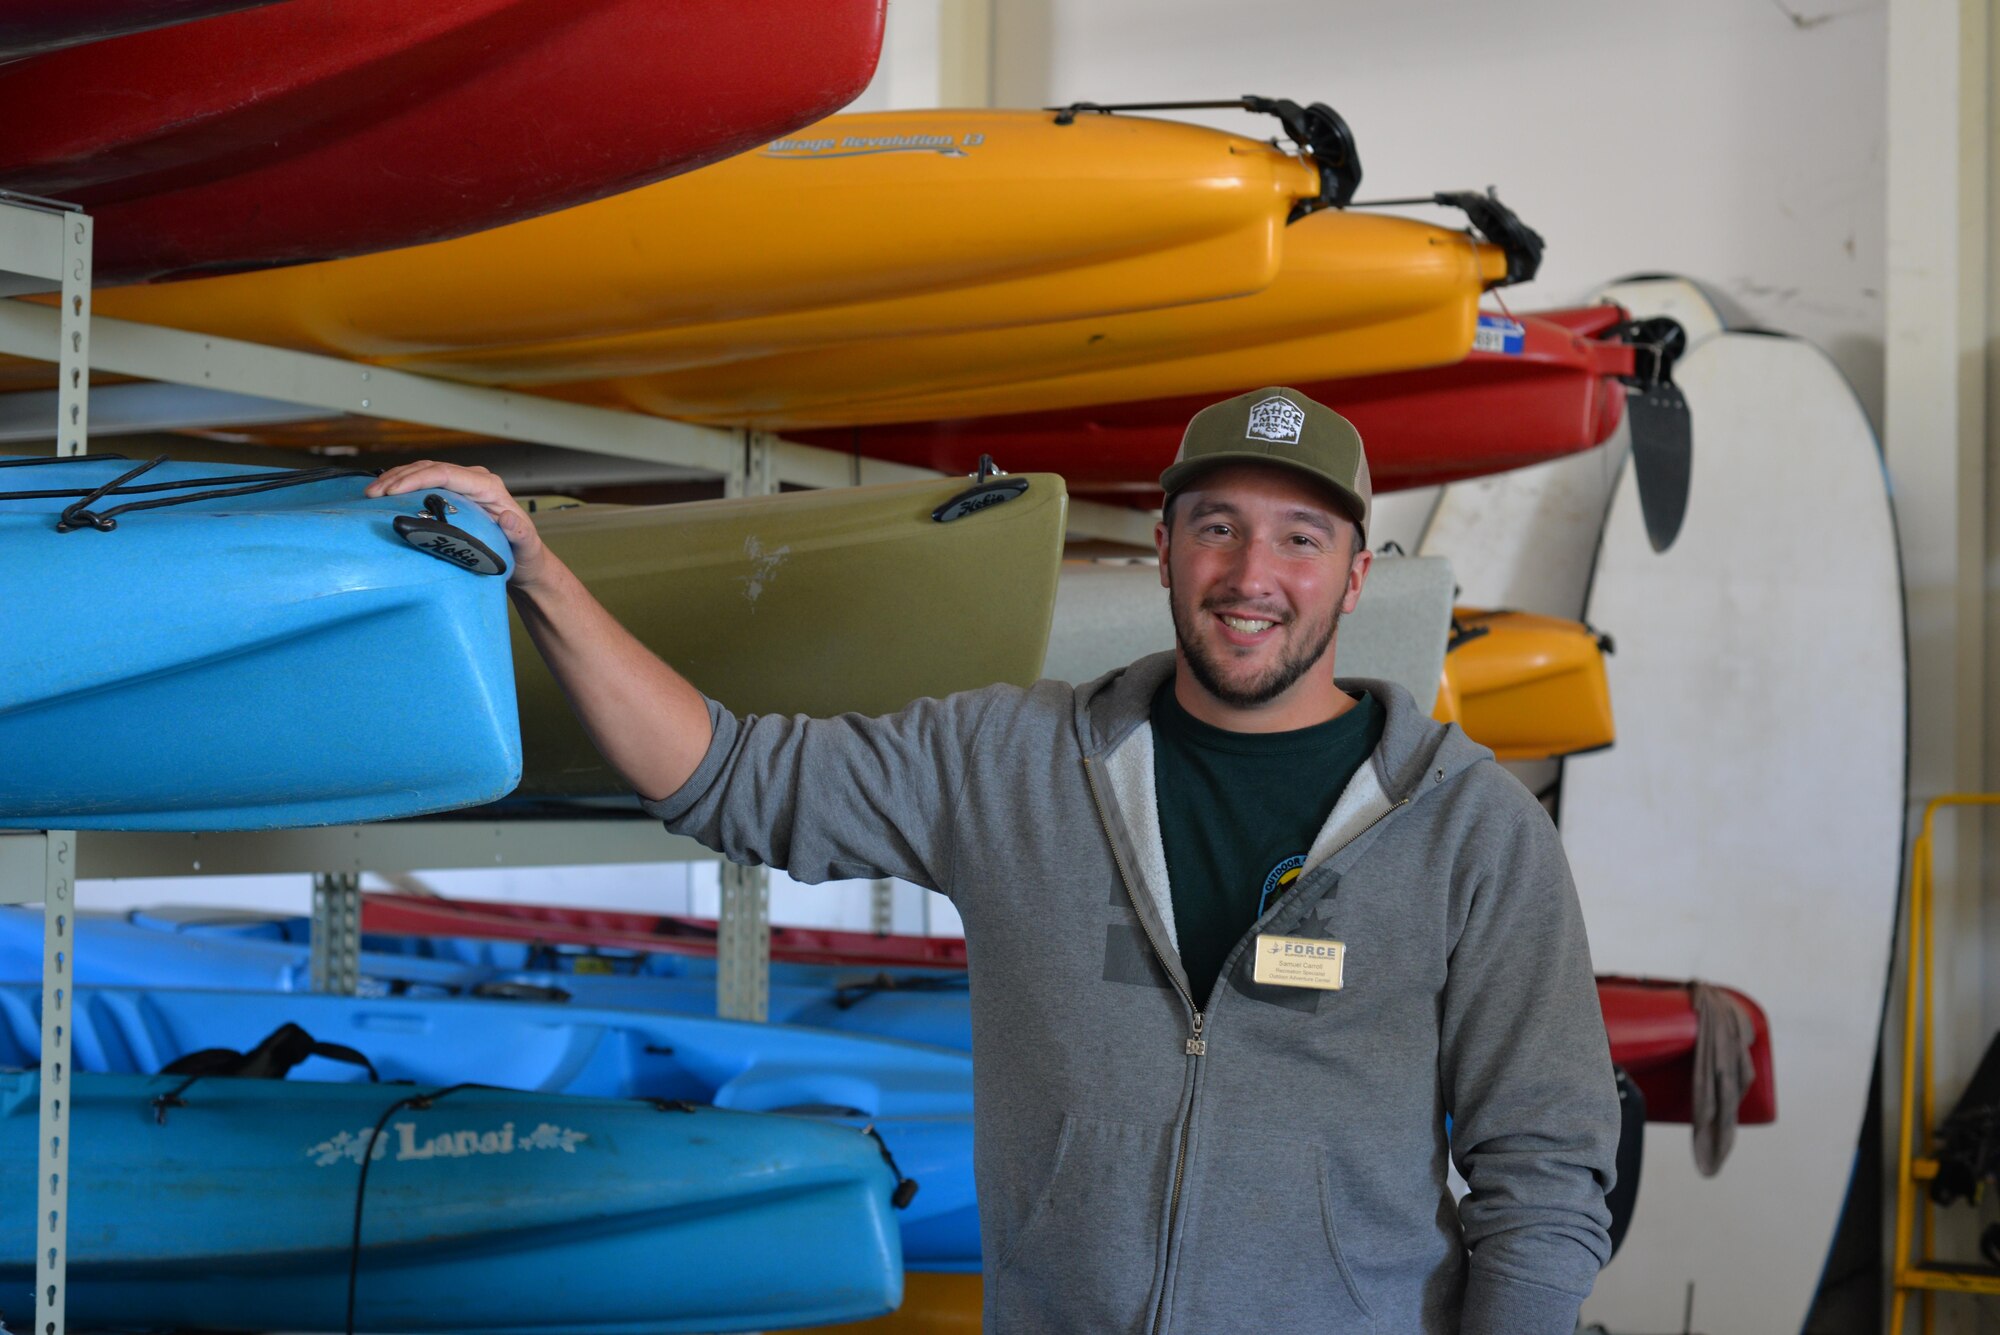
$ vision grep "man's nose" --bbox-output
[1223,536,1279,596]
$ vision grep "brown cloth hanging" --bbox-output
[1691,980,1759,1175]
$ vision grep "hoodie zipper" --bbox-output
[1082,756,1202,1335]
[1082,752,1417,1334]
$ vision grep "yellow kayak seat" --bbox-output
[781,1273,983,1333]
[85,108,1327,378]
[565,205,1510,429]
[1432,607,1615,761]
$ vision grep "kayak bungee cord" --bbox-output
[0,454,375,531]
[833,971,970,1011]
[0,452,130,468]
[1345,189,1546,285]
[346,1083,492,1335]
[1048,96,1361,215]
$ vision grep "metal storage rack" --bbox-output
[0,192,1152,1328]
[0,190,93,1335]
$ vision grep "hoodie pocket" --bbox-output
[1168,1124,1375,1333]
[991,1113,1174,1334]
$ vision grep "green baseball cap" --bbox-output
[1159,386,1371,542]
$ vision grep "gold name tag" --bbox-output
[1252,934,1346,990]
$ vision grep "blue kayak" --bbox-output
[90,906,978,1050]
[0,980,980,1271]
[0,455,520,829]
[0,1069,902,1332]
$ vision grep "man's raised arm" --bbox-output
[367,460,711,804]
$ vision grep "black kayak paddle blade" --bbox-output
[1627,380,1692,553]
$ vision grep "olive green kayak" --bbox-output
[513,474,1067,798]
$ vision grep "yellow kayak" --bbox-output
[1432,607,1614,761]
[87,107,1329,380]
[780,1273,983,1334]
[571,204,1512,428]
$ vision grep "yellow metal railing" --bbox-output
[1890,795,2000,1334]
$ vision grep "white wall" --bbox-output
[996,0,1887,422]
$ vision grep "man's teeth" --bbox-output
[1221,615,1275,633]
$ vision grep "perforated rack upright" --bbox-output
[0,190,92,1335]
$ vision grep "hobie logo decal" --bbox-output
[1245,396,1306,445]
[413,532,488,571]
[764,132,982,159]
[393,510,507,577]
[306,1121,588,1168]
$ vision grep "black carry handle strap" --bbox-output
[1048,95,1362,213]
[159,1022,381,1082]
[152,1022,381,1124]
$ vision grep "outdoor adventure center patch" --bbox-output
[1258,854,1306,916]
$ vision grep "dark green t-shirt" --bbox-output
[1150,679,1385,1005]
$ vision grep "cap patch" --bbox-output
[1245,395,1306,445]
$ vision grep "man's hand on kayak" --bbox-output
[366,460,551,586]
[367,458,713,802]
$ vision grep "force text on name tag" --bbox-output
[1252,933,1346,990]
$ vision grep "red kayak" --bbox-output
[0,0,275,59]
[0,0,886,284]
[364,895,1774,1125]
[794,305,1639,505]
[1599,975,1776,1125]
[361,892,970,972]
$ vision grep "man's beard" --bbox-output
[1168,579,1341,710]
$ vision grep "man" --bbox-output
[368,385,1619,1334]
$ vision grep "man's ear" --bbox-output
[1155,520,1172,590]
[1341,544,1373,615]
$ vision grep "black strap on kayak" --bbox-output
[832,971,970,1012]
[1047,95,1362,214]
[154,1023,382,1123]
[466,979,572,1004]
[345,1084,693,1332]
[1346,188,1545,285]
[0,453,374,532]
[861,1123,921,1210]
[347,1082,492,1335]
[0,452,129,468]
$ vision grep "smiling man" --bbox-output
[368,385,1619,1334]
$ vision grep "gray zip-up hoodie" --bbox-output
[645,653,1618,1334]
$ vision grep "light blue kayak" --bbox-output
[93,906,977,1050]
[0,454,521,829]
[0,1069,903,1332]
[0,980,979,1271]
